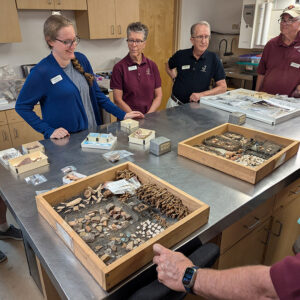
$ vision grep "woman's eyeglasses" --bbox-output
[55,36,80,47]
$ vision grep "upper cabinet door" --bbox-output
[16,0,55,9]
[0,0,22,43]
[76,0,116,39]
[115,0,139,38]
[54,0,87,10]
[16,0,87,10]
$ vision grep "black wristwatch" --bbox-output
[182,266,199,294]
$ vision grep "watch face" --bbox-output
[182,267,196,287]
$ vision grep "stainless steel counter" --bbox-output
[0,103,299,299]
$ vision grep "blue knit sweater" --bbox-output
[16,52,125,138]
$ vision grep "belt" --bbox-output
[171,94,184,105]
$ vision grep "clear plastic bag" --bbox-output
[102,150,133,163]
[25,174,47,186]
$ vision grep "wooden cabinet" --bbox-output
[75,0,139,39]
[218,219,271,269]
[0,0,22,43]
[0,125,13,151]
[0,106,44,150]
[264,179,300,265]
[220,196,274,254]
[16,0,87,10]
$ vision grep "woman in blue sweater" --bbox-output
[16,15,143,139]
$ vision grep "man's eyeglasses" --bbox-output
[126,39,145,45]
[192,35,211,40]
[55,36,80,47]
[278,17,297,24]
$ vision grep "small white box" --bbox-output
[120,119,139,130]
[128,128,155,145]
[81,133,117,150]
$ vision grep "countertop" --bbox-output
[0,103,299,299]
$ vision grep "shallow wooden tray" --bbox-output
[36,162,209,291]
[178,123,299,184]
[8,151,48,174]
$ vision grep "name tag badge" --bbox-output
[50,75,63,84]
[128,65,137,71]
[182,65,190,70]
[290,62,300,69]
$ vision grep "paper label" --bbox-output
[274,153,286,169]
[128,65,137,71]
[290,62,300,69]
[182,65,190,70]
[50,75,63,84]
[56,222,74,251]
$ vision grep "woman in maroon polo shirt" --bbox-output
[110,22,162,115]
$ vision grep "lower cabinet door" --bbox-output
[264,198,300,265]
[0,125,13,150]
[9,121,43,148]
[218,219,271,269]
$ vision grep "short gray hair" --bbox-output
[127,22,149,41]
[190,21,211,36]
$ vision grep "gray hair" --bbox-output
[44,15,74,49]
[190,21,211,36]
[127,22,149,41]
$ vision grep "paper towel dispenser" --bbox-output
[243,4,255,27]
[239,0,296,49]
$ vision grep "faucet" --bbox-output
[218,39,228,57]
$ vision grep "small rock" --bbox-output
[100,254,110,263]
[80,232,95,243]
[126,241,134,251]
[106,203,115,211]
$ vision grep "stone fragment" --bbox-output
[73,205,79,211]
[84,189,92,199]
[95,245,103,251]
[126,241,134,251]
[68,220,77,227]
[96,226,103,232]
[111,245,117,252]
[66,197,82,207]
[91,216,101,222]
[85,225,92,232]
[79,232,95,243]
[102,220,108,227]
[100,254,110,263]
[106,203,115,211]
[103,190,113,198]
[99,209,106,215]
[79,204,85,209]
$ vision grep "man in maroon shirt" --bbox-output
[153,243,300,299]
[256,4,300,98]
[110,22,162,114]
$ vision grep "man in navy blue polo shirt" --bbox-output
[166,21,227,107]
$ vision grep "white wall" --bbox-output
[179,0,243,50]
[0,10,129,75]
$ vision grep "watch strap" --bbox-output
[183,266,199,294]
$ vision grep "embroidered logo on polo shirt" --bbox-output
[146,67,151,75]
[201,65,207,72]
[182,65,190,70]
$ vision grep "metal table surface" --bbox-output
[0,103,300,299]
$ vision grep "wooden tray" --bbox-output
[36,162,209,290]
[178,123,299,184]
[22,141,45,154]
[8,151,48,174]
